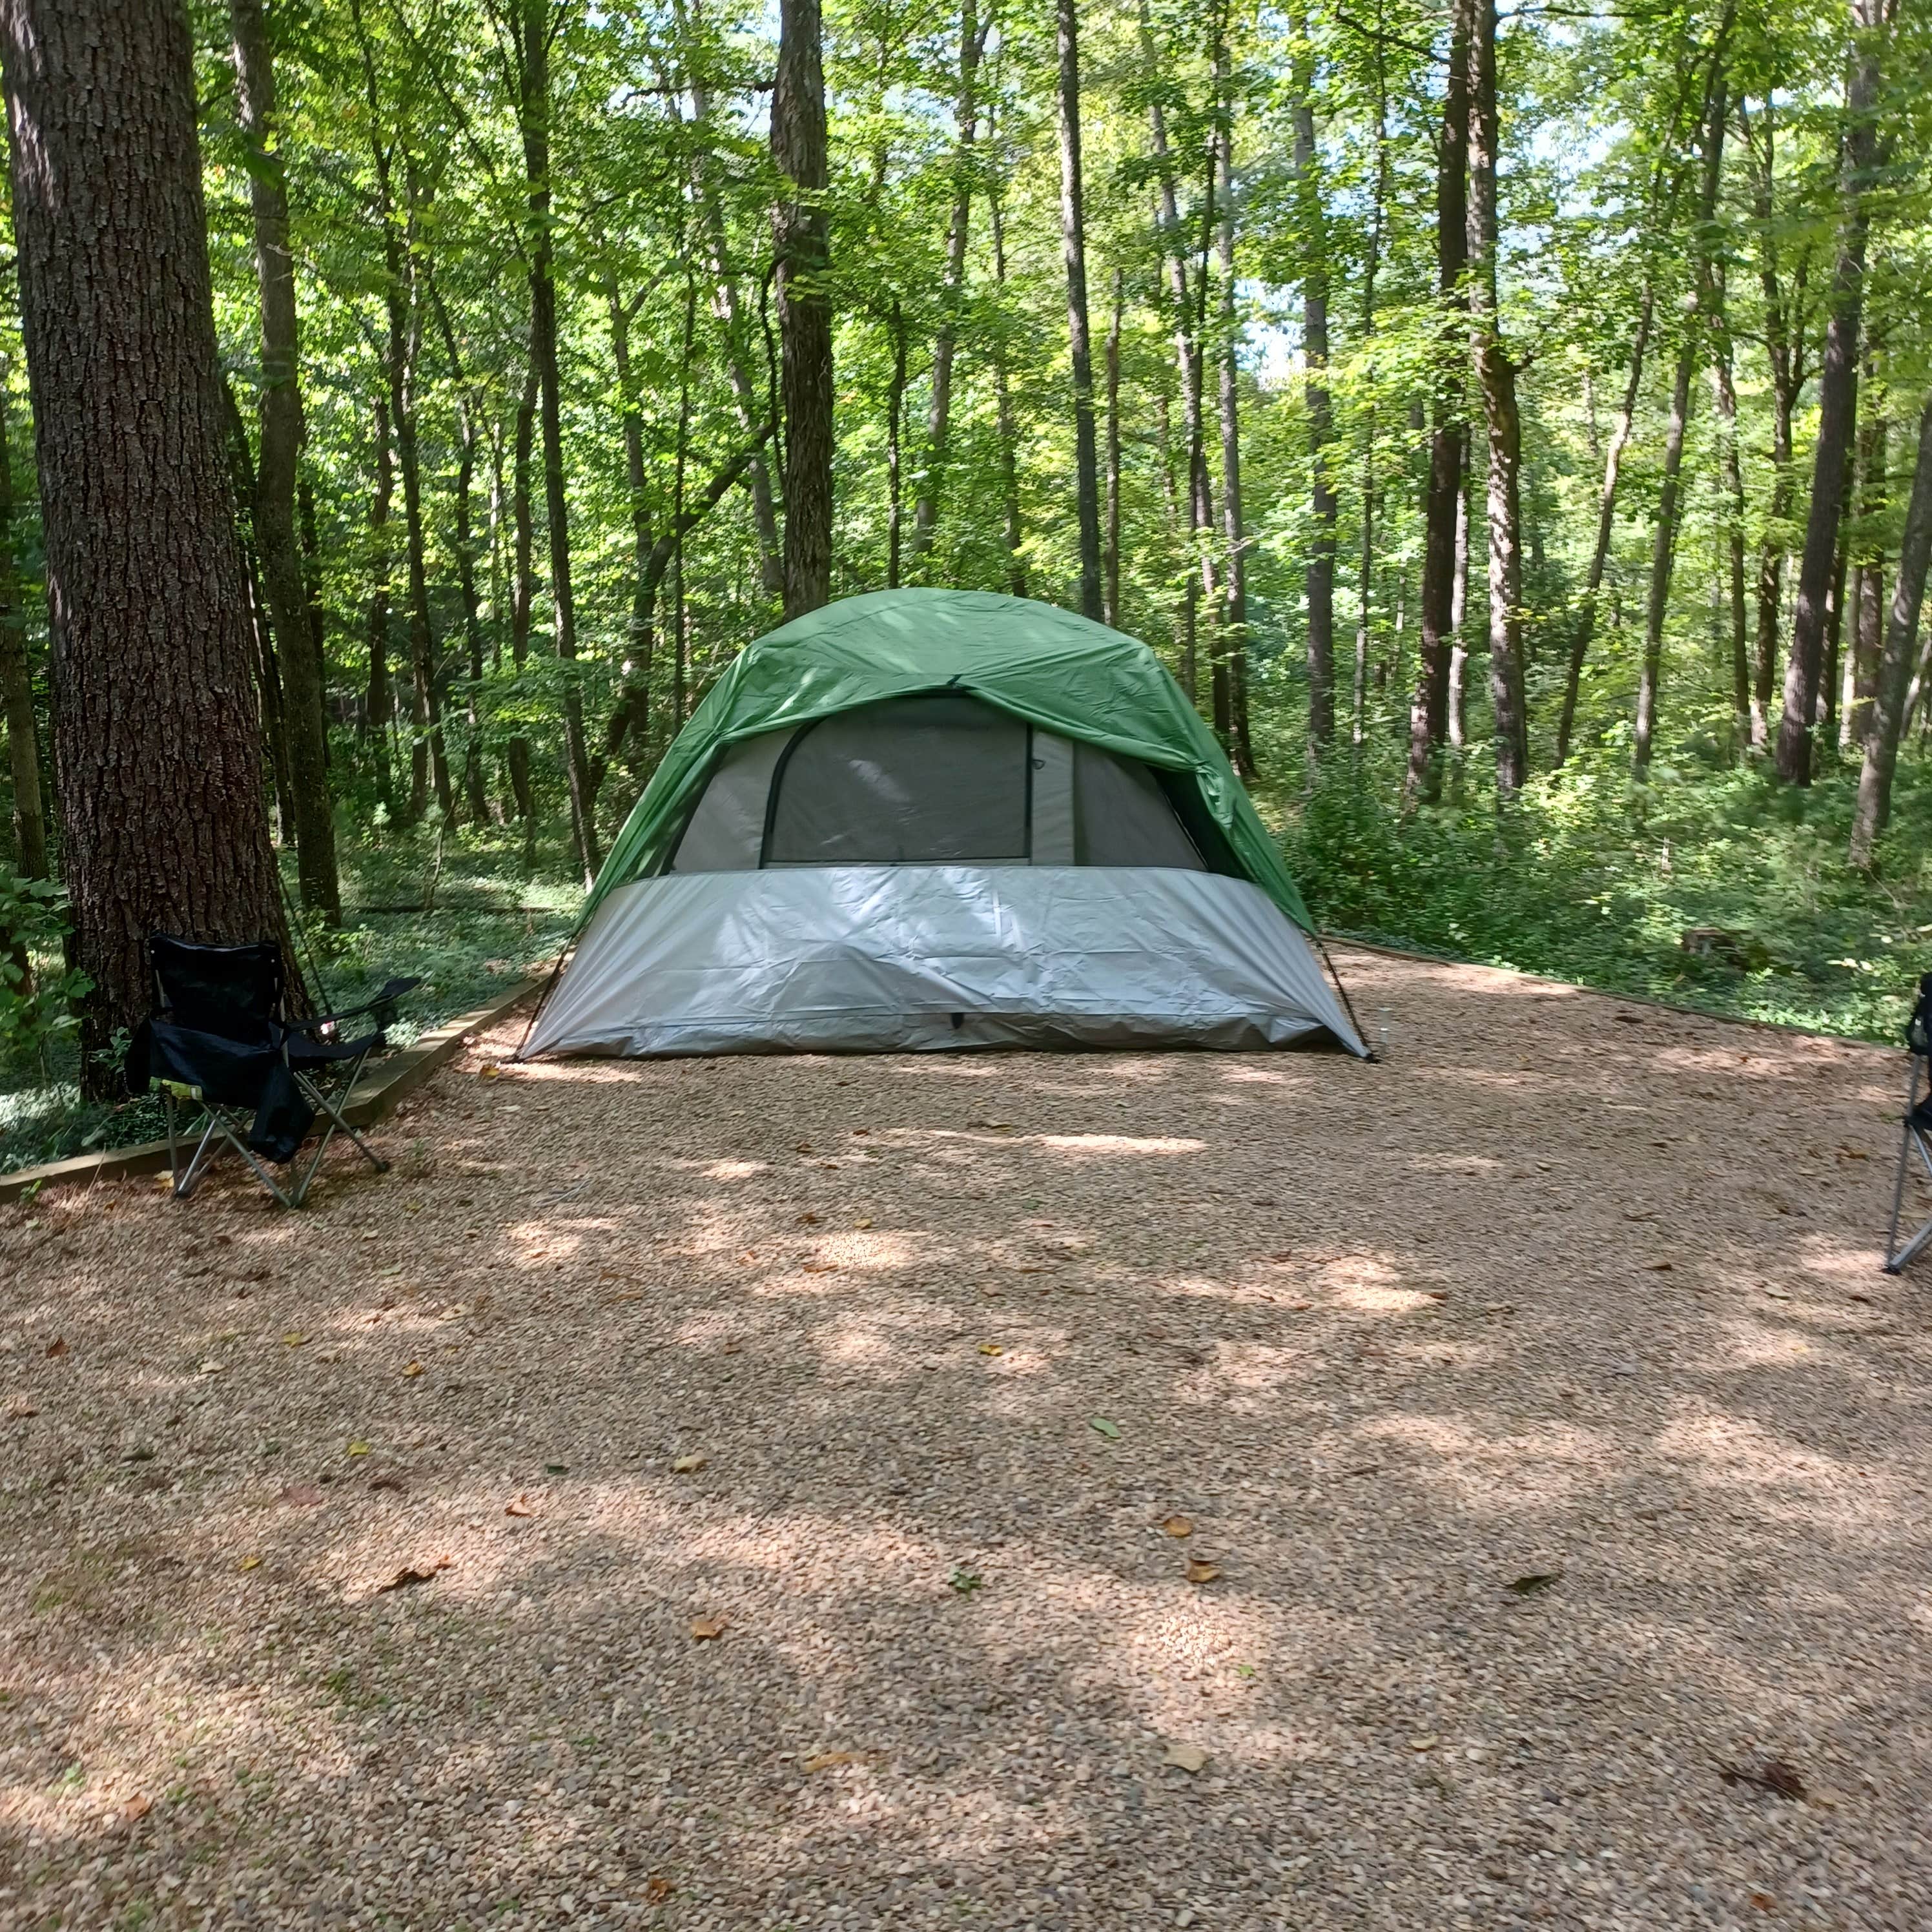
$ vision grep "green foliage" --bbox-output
[0,874,90,1074]
[1272,743,1932,1042]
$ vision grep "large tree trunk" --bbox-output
[1851,393,1932,867]
[0,380,47,883]
[987,179,1027,597]
[0,0,291,1089]
[1055,0,1104,622]
[515,0,597,878]
[1777,0,1888,785]
[1406,6,1469,805]
[1290,5,1336,751]
[1635,64,1727,779]
[1465,0,1528,792]
[1214,52,1254,777]
[910,0,983,564]
[774,0,835,619]
[230,0,338,922]
[1555,284,1652,765]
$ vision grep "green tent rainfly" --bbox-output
[522,588,1366,1060]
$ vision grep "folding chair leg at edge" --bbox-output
[162,1090,302,1211]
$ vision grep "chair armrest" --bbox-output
[285,976,422,1033]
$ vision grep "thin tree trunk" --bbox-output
[1845,387,1886,745]
[1214,50,1254,777]
[364,395,395,810]
[230,0,338,921]
[987,178,1026,596]
[774,0,835,619]
[1851,391,1932,866]
[1104,267,1123,629]
[1636,61,1728,779]
[1290,4,1335,750]
[910,0,983,563]
[1353,22,1389,752]
[0,382,46,882]
[396,212,450,825]
[431,280,491,825]
[607,280,657,768]
[885,298,908,588]
[1448,478,1470,748]
[1055,0,1104,622]
[1466,0,1528,792]
[1406,1,1469,803]
[507,365,536,821]
[1,0,291,1085]
[1777,0,1888,785]
[515,0,597,878]
[1708,276,1751,751]
[1556,285,1652,765]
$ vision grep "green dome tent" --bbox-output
[520,589,1366,1059]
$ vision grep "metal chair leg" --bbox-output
[1886,1054,1932,1273]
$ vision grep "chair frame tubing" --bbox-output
[1884,1051,1932,1275]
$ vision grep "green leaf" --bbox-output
[1088,1417,1121,1441]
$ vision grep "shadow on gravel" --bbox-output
[3,949,1931,1931]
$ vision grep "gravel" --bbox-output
[3,945,1929,1931]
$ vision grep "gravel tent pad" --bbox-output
[3,947,1929,1932]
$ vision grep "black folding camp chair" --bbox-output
[1884,972,1932,1273]
[130,934,419,1209]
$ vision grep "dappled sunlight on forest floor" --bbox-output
[3,949,1929,1931]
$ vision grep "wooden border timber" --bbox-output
[0,974,544,1206]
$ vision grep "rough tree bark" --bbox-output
[230,0,338,921]
[1844,387,1886,746]
[507,367,537,822]
[774,0,835,619]
[1466,0,1528,793]
[1055,0,1104,623]
[1850,392,1932,867]
[910,0,985,564]
[1290,4,1335,750]
[1405,3,1468,804]
[1778,0,1889,785]
[0,0,292,1087]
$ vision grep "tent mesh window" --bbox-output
[764,695,1030,865]
[664,693,1221,874]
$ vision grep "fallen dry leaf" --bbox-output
[6,1395,37,1419]
[1409,1735,1441,1752]
[283,1332,307,1347]
[280,1482,325,1508]
[642,1873,673,1905]
[978,1342,1003,1357]
[45,1337,67,1358]
[796,1211,820,1224]
[1161,1515,1194,1539]
[505,1495,534,1517]
[854,1217,873,1229]
[1162,1741,1208,1774]
[237,1555,263,1572]
[345,1441,372,1457]
[119,1795,152,1824]
[672,1454,707,1474]
[803,1751,862,1772]
[1720,1758,1807,1802]
[375,1559,451,1594]
[402,1362,424,1378]
[689,1616,727,1641]
[1749,1892,1776,1912]
[1505,1570,1562,1596]
[1185,1559,1222,1585]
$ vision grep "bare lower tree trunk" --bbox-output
[1778,0,1888,785]
[1214,51,1253,777]
[507,367,536,821]
[988,180,1026,597]
[431,280,491,825]
[1352,34,1389,754]
[1845,389,1886,745]
[1055,0,1104,622]
[230,0,338,921]
[1290,5,1335,751]
[1851,392,1932,867]
[1466,0,1528,792]
[1104,268,1122,629]
[364,395,395,810]
[774,0,835,619]
[1406,9,1468,805]
[1448,481,1470,748]
[1556,285,1651,765]
[607,281,657,765]
[910,0,983,564]
[218,378,292,841]
[885,299,907,588]
[1,0,291,1087]
[515,0,597,878]
[1709,289,1752,750]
